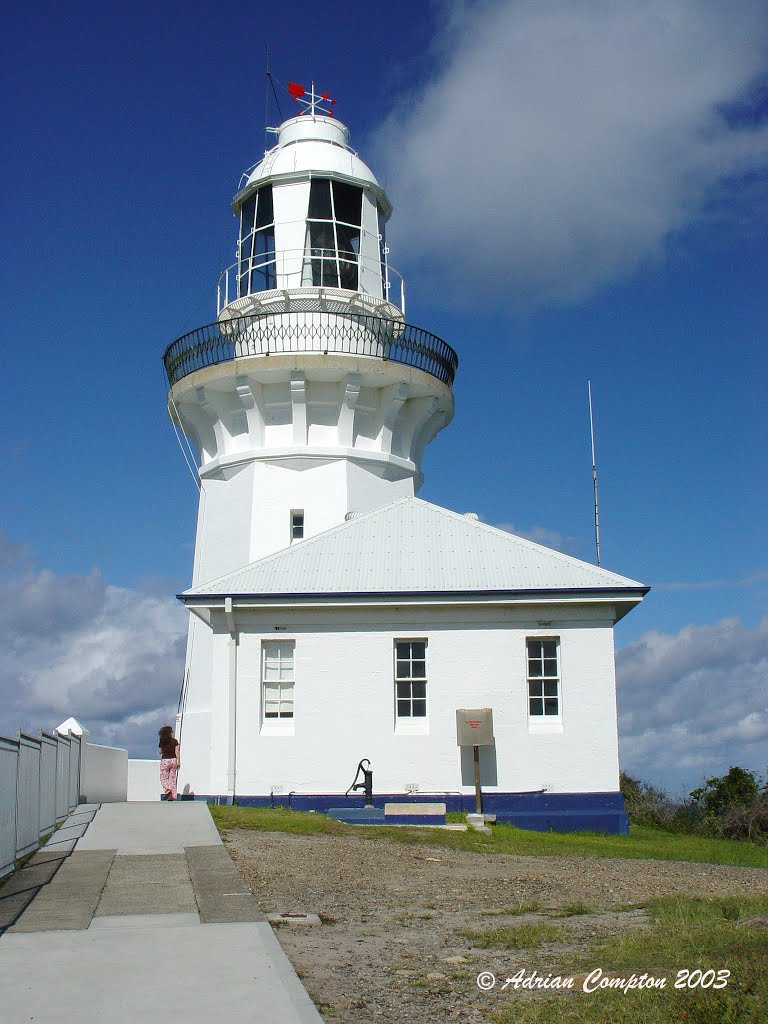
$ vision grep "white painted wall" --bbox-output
[81,743,128,803]
[177,601,622,799]
[127,759,162,802]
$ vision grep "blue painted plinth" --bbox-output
[327,807,386,825]
[203,791,630,834]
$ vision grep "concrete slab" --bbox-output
[0,920,324,1023]
[9,850,115,933]
[76,801,221,853]
[47,822,89,840]
[185,845,264,923]
[94,853,197,916]
[27,849,69,866]
[63,810,96,823]
[0,859,60,898]
[38,838,77,854]
[74,803,100,813]
[0,890,37,932]
[89,912,200,930]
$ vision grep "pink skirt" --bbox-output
[160,758,179,799]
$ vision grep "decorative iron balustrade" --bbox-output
[163,310,458,389]
[217,247,406,315]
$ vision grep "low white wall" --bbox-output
[82,742,128,803]
[128,759,161,802]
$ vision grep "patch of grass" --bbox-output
[208,804,768,869]
[481,900,543,916]
[490,892,768,1024]
[461,922,566,949]
[210,804,355,836]
[559,901,595,917]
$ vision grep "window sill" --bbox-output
[528,719,563,735]
[260,721,295,737]
[395,718,429,736]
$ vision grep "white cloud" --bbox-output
[0,535,187,758]
[494,520,580,555]
[375,0,768,306]
[616,614,768,793]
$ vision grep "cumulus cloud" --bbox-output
[616,614,768,793]
[375,0,768,306]
[0,534,187,758]
[494,520,580,555]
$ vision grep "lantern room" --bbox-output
[217,105,402,318]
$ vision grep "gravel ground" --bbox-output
[222,828,768,1024]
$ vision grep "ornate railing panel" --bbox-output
[164,310,458,389]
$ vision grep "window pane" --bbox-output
[544,698,559,716]
[527,640,542,657]
[396,681,411,698]
[528,659,543,677]
[255,185,273,227]
[397,699,411,717]
[410,642,426,659]
[395,642,411,659]
[412,699,427,717]
[332,182,362,225]
[543,659,558,676]
[396,661,410,679]
[542,640,557,658]
[411,660,426,679]
[543,681,558,697]
[529,698,543,715]
[308,179,332,219]
[411,682,426,699]
[528,680,543,697]
[255,228,274,258]
[240,196,256,242]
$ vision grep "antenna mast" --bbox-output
[588,380,601,566]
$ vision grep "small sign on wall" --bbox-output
[456,708,494,746]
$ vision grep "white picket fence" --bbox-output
[0,730,81,879]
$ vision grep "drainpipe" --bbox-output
[224,597,238,804]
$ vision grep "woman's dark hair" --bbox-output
[158,725,173,738]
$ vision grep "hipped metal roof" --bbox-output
[180,498,647,608]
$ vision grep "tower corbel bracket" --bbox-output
[290,371,307,445]
[338,373,362,448]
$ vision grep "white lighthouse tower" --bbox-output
[166,87,458,792]
[166,85,646,830]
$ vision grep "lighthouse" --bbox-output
[165,85,646,830]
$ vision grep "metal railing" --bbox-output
[0,729,81,878]
[217,248,406,315]
[164,309,458,389]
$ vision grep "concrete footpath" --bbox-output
[0,802,323,1023]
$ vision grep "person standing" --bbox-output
[158,725,180,800]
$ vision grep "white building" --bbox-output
[165,88,647,831]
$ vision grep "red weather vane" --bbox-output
[287,81,337,118]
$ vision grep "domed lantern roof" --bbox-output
[218,82,399,319]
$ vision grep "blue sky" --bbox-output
[1,1,766,792]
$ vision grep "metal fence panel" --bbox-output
[0,735,18,878]
[15,733,41,859]
[55,734,71,823]
[67,735,81,810]
[39,733,57,837]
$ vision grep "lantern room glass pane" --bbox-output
[332,181,362,225]
[255,185,273,227]
[308,179,332,219]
